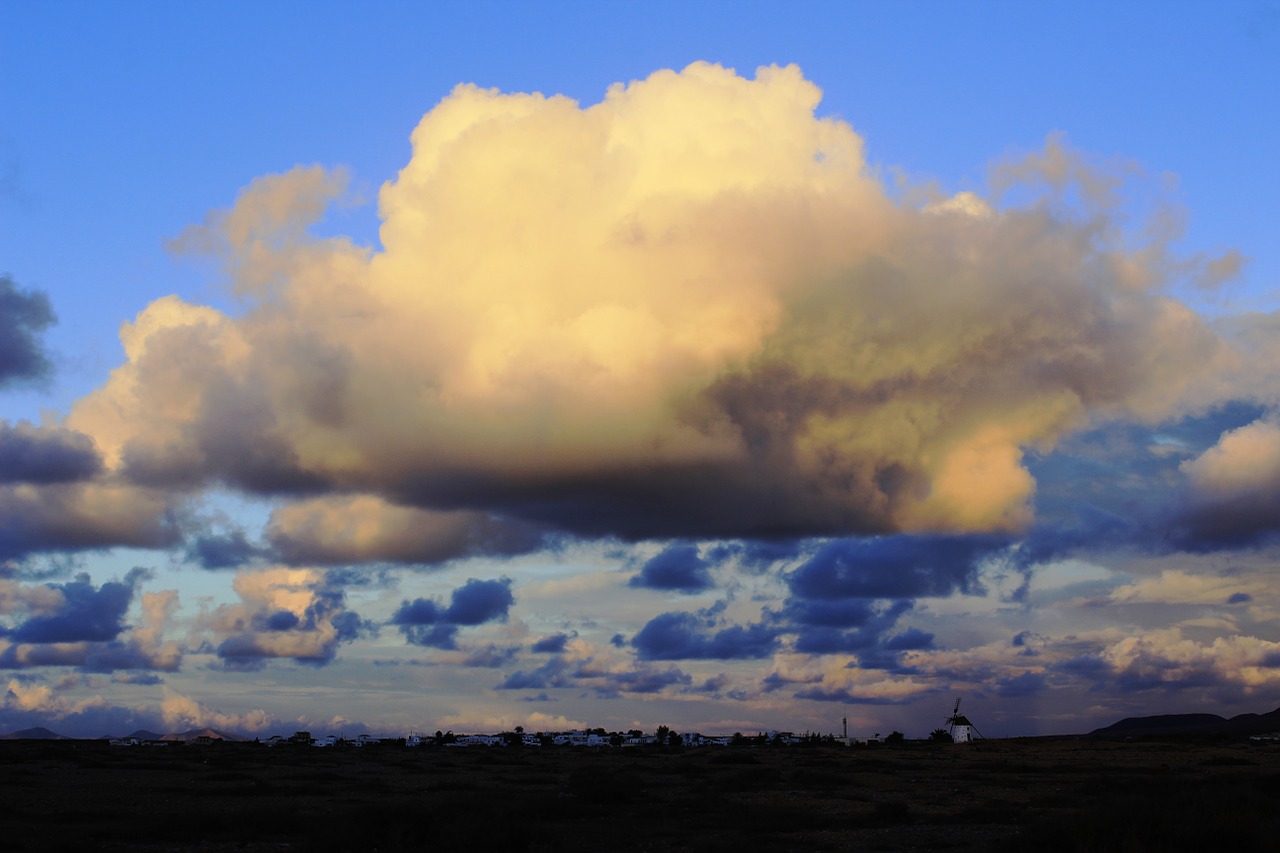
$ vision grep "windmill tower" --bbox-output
[946,697,982,743]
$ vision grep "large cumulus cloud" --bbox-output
[53,62,1227,558]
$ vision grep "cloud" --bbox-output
[1193,249,1248,290]
[628,543,714,593]
[993,671,1049,697]
[3,568,146,644]
[1106,570,1263,607]
[761,670,823,693]
[603,666,692,695]
[459,644,519,668]
[4,676,105,716]
[266,494,547,566]
[785,535,1003,601]
[444,577,516,624]
[1095,630,1280,697]
[787,599,917,656]
[0,274,56,387]
[207,568,372,669]
[1175,417,1280,546]
[794,687,912,705]
[498,656,570,691]
[52,62,1228,552]
[0,423,102,484]
[391,577,514,649]
[531,632,572,653]
[0,572,181,673]
[160,688,273,734]
[631,609,779,660]
[185,527,263,570]
[0,480,179,561]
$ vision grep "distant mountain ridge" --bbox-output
[1091,707,1280,737]
[0,726,69,740]
[1,725,246,742]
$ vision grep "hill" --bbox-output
[1091,706,1280,738]
[162,727,245,742]
[123,729,165,741]
[0,726,70,740]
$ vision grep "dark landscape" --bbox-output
[4,733,1280,852]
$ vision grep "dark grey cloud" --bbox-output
[321,566,398,589]
[0,638,179,673]
[184,528,263,570]
[1052,654,1112,684]
[498,652,693,697]
[265,610,300,631]
[1167,488,1280,552]
[461,644,519,668]
[786,535,1003,601]
[4,568,147,644]
[693,673,730,694]
[391,577,514,649]
[531,632,572,653]
[445,578,515,625]
[0,274,55,387]
[0,423,101,484]
[788,599,915,655]
[498,656,570,690]
[632,609,779,661]
[761,670,822,693]
[773,535,999,661]
[0,483,181,562]
[883,627,934,651]
[121,378,330,495]
[386,443,899,544]
[651,363,932,538]
[113,672,164,685]
[628,543,714,593]
[993,671,1049,697]
[603,666,692,695]
[706,539,808,572]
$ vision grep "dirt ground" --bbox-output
[3,737,1278,852]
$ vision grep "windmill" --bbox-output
[945,697,983,743]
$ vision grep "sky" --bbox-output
[2,0,1279,740]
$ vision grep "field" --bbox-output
[3,737,1279,851]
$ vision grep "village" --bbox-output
[106,704,982,749]
[102,700,984,749]
[109,727,854,749]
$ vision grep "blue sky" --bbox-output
[2,0,1279,739]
